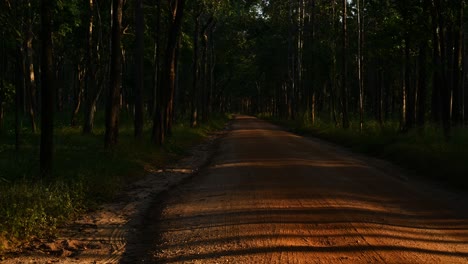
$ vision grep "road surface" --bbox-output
[125,115,468,263]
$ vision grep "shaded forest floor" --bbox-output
[0,112,229,255]
[261,115,468,190]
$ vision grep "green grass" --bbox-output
[0,112,229,250]
[260,113,468,189]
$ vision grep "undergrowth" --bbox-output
[0,112,228,251]
[260,112,468,189]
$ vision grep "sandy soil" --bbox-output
[5,115,468,263]
[131,115,468,263]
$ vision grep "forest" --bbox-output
[1,0,468,253]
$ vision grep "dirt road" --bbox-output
[124,115,468,263]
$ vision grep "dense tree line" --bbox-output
[241,0,467,138]
[0,0,467,178]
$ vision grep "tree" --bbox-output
[134,0,144,138]
[357,0,364,132]
[152,0,186,145]
[342,0,349,129]
[105,0,123,147]
[40,0,55,178]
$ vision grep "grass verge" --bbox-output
[260,114,468,190]
[0,113,229,252]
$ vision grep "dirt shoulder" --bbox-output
[2,126,229,264]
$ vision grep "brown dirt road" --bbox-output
[122,115,468,263]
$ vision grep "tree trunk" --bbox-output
[287,0,294,120]
[83,0,98,134]
[151,0,161,118]
[23,2,37,133]
[404,33,414,131]
[191,12,201,128]
[0,31,5,131]
[134,0,144,138]
[341,0,349,129]
[452,1,464,126]
[357,0,364,132]
[71,64,84,127]
[208,23,216,119]
[417,41,427,127]
[434,0,451,138]
[40,0,55,178]
[0,84,3,131]
[153,0,186,144]
[165,0,185,135]
[15,47,24,151]
[105,0,123,148]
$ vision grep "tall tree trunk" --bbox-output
[461,0,466,126]
[357,0,364,132]
[403,33,414,131]
[434,0,451,138]
[15,47,24,151]
[191,12,201,128]
[151,0,161,118]
[23,3,37,133]
[378,66,384,126]
[200,18,212,122]
[83,0,99,134]
[330,0,338,126]
[134,0,144,138]
[71,64,84,126]
[164,0,185,136]
[40,0,55,178]
[417,41,427,127]
[0,31,5,131]
[153,0,186,145]
[0,82,3,131]
[208,23,216,119]
[287,0,295,120]
[452,1,464,126]
[341,0,349,129]
[105,0,123,148]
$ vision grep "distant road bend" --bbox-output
[126,115,468,263]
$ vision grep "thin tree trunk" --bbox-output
[403,33,413,131]
[208,23,216,119]
[288,0,295,120]
[461,0,466,126]
[342,0,349,129]
[0,86,3,131]
[434,0,451,138]
[71,64,84,126]
[151,0,161,118]
[40,0,55,178]
[331,0,338,126]
[15,47,24,151]
[357,0,364,132]
[191,12,201,128]
[134,0,144,138]
[83,0,98,134]
[379,67,384,126]
[417,41,427,127]
[153,0,186,145]
[452,0,463,125]
[105,0,123,147]
[0,31,4,131]
[23,0,37,133]
[164,0,186,136]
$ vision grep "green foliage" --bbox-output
[0,181,83,241]
[0,112,229,248]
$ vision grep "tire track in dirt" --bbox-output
[145,115,468,263]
